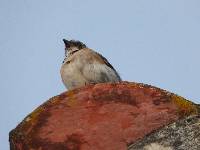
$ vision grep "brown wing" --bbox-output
[94,52,115,70]
[93,51,122,81]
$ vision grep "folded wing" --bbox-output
[81,49,121,83]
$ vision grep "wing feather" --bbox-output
[81,49,121,82]
[93,51,121,81]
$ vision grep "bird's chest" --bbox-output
[60,58,87,89]
[61,58,82,78]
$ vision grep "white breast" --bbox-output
[60,56,87,90]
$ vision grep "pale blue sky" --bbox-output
[0,0,200,149]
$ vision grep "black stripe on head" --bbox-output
[63,39,87,50]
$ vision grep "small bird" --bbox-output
[60,39,121,90]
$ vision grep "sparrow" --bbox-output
[60,39,121,90]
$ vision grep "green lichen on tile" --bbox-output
[19,96,60,132]
[171,94,198,117]
[66,90,78,107]
[25,106,44,125]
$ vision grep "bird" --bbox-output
[60,39,121,90]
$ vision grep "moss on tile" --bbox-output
[171,94,198,117]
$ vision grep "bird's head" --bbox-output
[63,39,87,57]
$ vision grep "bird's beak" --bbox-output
[63,39,70,48]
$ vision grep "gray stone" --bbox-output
[128,115,200,150]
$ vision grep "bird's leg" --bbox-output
[84,81,96,86]
[89,81,97,85]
